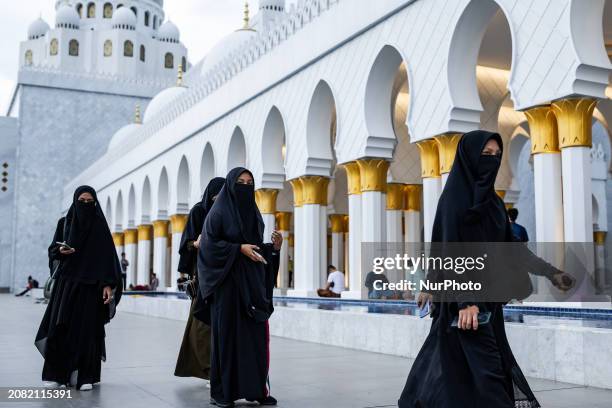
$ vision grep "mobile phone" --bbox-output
[419,300,431,318]
[253,251,268,265]
[451,311,491,328]
[56,241,73,251]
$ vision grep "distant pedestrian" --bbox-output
[120,253,129,289]
[15,276,39,297]
[508,208,529,242]
[317,265,345,298]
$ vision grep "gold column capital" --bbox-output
[169,214,188,234]
[152,220,169,238]
[275,211,292,231]
[288,233,294,247]
[525,105,559,154]
[357,159,389,192]
[329,214,346,233]
[434,133,462,174]
[112,232,124,247]
[255,188,279,214]
[289,178,304,208]
[137,224,152,241]
[343,215,349,233]
[552,98,597,148]
[300,176,330,205]
[594,231,607,245]
[342,161,361,195]
[404,184,422,212]
[124,229,138,245]
[417,139,440,178]
[386,183,404,210]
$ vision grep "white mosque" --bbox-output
[2,0,612,391]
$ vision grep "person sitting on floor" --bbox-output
[317,265,345,298]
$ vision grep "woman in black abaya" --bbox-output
[36,185,122,391]
[199,167,282,407]
[398,131,573,408]
[175,177,224,381]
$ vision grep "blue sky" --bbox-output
[0,0,298,113]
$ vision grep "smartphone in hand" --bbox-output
[419,300,431,318]
[56,241,74,251]
[253,251,268,265]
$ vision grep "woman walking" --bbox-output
[36,186,123,391]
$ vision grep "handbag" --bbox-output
[43,260,61,300]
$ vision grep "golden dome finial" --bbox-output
[134,104,142,124]
[242,1,250,29]
[177,63,184,86]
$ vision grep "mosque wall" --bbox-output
[10,85,149,290]
[0,118,18,291]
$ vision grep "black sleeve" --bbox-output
[48,217,65,272]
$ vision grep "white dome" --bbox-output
[28,17,50,39]
[108,123,141,151]
[55,5,80,29]
[158,20,180,43]
[143,86,187,123]
[260,0,285,10]
[112,7,137,30]
[199,29,257,77]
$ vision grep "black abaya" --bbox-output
[35,185,122,388]
[399,131,560,408]
[174,177,224,380]
[198,168,279,404]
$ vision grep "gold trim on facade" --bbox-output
[288,233,294,247]
[275,212,292,231]
[552,98,597,148]
[343,161,361,195]
[289,178,304,207]
[594,231,607,245]
[300,176,330,205]
[137,224,152,241]
[403,184,422,212]
[152,220,169,238]
[357,159,389,192]
[112,232,124,247]
[343,215,349,233]
[386,183,404,210]
[496,190,506,200]
[525,105,559,154]
[417,139,440,178]
[329,214,346,233]
[169,214,188,234]
[255,189,279,214]
[124,229,138,245]
[434,133,462,174]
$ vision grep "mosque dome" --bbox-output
[143,85,187,123]
[108,123,141,151]
[112,7,137,30]
[199,29,257,77]
[157,21,180,43]
[260,0,286,11]
[55,5,80,29]
[28,17,50,40]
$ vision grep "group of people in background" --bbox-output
[32,130,575,407]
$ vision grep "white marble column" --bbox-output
[275,212,292,291]
[136,225,152,286]
[417,140,442,242]
[287,179,305,297]
[329,214,346,272]
[256,189,279,244]
[386,183,404,244]
[435,133,462,191]
[341,162,362,299]
[403,184,422,243]
[169,214,188,290]
[152,220,169,289]
[123,229,138,287]
[594,231,607,291]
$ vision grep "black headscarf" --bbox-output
[198,167,265,300]
[60,186,123,299]
[432,130,507,243]
[178,177,225,274]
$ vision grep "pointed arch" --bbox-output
[261,106,286,186]
[200,143,215,192]
[176,156,190,213]
[305,80,336,176]
[228,127,247,170]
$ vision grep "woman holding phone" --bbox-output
[36,186,122,391]
[198,167,282,407]
[398,131,573,408]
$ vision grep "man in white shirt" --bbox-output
[317,265,345,298]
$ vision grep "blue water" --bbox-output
[124,291,612,329]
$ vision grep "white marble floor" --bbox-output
[1,294,611,408]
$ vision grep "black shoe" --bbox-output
[257,396,278,406]
[210,397,234,407]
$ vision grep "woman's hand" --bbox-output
[417,292,432,308]
[193,235,202,249]
[59,246,75,255]
[102,286,113,305]
[458,305,479,330]
[241,244,263,263]
[271,231,283,251]
[551,272,575,292]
